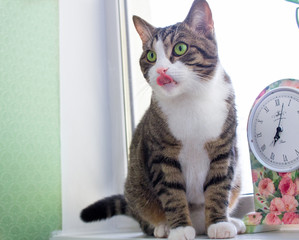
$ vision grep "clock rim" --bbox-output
[247,86,299,173]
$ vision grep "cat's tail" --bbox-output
[80,194,132,222]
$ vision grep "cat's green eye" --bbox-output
[147,50,157,63]
[173,42,188,56]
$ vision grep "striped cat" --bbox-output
[81,0,246,239]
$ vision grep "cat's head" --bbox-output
[133,0,219,100]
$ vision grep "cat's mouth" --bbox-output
[156,74,177,88]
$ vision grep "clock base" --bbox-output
[245,147,299,233]
[243,211,299,233]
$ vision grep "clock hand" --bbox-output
[273,103,284,146]
[273,127,282,145]
[277,103,284,128]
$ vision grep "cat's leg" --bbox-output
[204,167,238,240]
[203,154,239,238]
[203,109,243,239]
[149,155,196,240]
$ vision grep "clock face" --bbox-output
[248,87,299,172]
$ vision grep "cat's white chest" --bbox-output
[166,98,226,204]
[156,67,230,205]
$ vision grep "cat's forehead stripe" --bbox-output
[158,25,181,44]
[150,25,178,48]
[161,25,177,42]
[161,29,174,42]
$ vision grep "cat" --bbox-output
[80,0,246,239]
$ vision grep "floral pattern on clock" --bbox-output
[254,79,299,106]
[244,79,299,233]
[243,154,299,227]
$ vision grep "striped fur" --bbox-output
[81,1,245,239]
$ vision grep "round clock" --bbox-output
[248,79,299,172]
[244,79,299,233]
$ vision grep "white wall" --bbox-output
[59,0,130,234]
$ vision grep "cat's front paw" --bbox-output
[229,217,246,234]
[154,223,170,238]
[168,226,196,240]
[207,222,237,239]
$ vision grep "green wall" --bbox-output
[0,1,62,239]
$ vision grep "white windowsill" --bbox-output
[51,228,299,240]
[51,195,299,240]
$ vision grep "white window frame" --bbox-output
[58,0,135,235]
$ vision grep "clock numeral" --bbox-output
[256,132,262,138]
[264,106,269,113]
[283,154,288,162]
[288,99,292,107]
[261,144,266,152]
[270,152,275,160]
[295,149,299,156]
[257,119,263,124]
[275,99,280,106]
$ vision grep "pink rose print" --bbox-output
[281,80,299,89]
[295,178,299,196]
[278,176,296,196]
[248,212,263,225]
[270,198,285,212]
[247,212,263,225]
[282,195,298,212]
[282,212,299,224]
[258,178,275,197]
[278,172,292,178]
[263,212,282,225]
[252,170,259,183]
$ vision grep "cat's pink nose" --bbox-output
[157,67,169,75]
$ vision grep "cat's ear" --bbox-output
[133,15,155,44]
[183,0,214,36]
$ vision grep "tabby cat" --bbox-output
[81,0,246,239]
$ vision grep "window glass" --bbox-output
[126,0,299,194]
